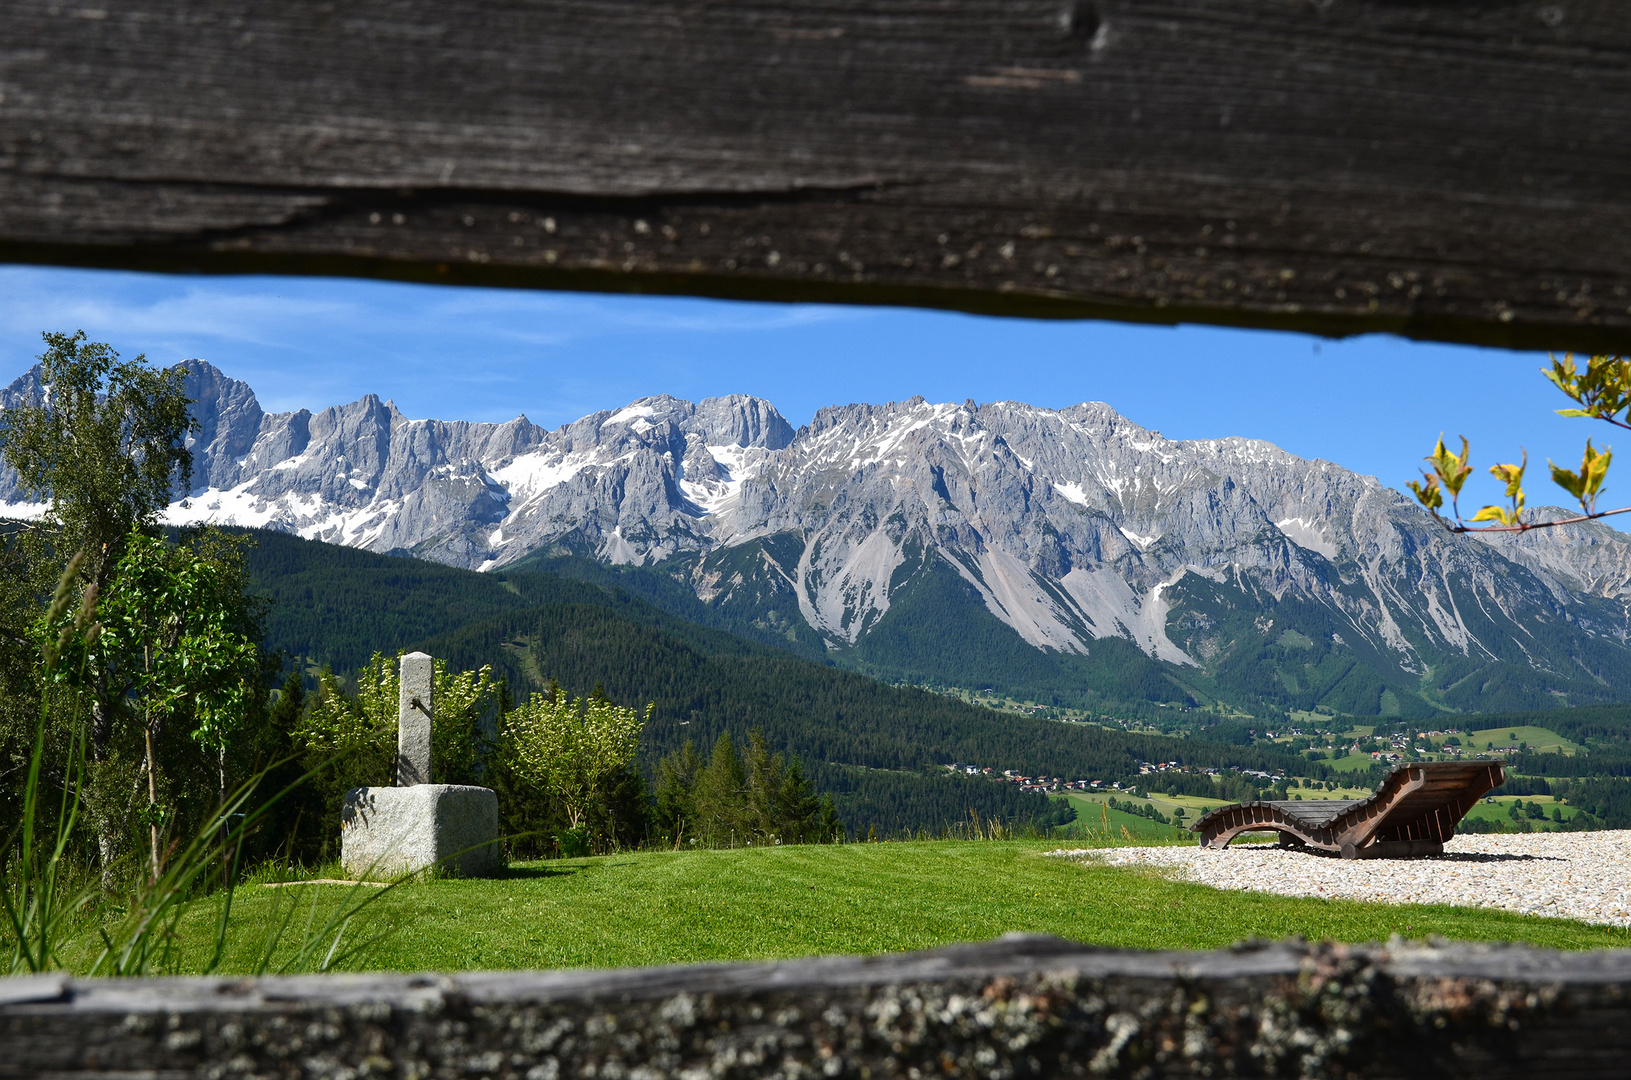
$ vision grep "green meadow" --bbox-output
[143,841,1628,975]
[1463,726,1583,754]
[1460,793,1588,828]
[1058,791,1194,840]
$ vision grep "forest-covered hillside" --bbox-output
[242,529,1321,834]
[241,529,1631,831]
[244,528,781,675]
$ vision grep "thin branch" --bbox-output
[1433,505,1631,534]
[0,519,59,536]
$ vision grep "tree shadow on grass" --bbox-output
[499,863,587,880]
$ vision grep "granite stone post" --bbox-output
[340,652,502,878]
[397,651,433,785]
[340,784,501,878]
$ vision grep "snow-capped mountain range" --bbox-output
[6,360,1631,715]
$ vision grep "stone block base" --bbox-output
[341,784,503,879]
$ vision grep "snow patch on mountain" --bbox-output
[5,362,1631,685]
[1275,517,1338,560]
[604,404,657,428]
[486,452,592,504]
[171,482,406,549]
[680,444,765,517]
[1118,527,1159,551]
[1053,481,1089,506]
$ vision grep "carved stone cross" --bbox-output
[397,651,433,785]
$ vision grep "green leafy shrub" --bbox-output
[490,684,653,855]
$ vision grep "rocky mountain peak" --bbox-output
[178,359,264,493]
[4,362,1631,716]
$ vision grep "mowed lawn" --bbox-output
[169,840,1630,974]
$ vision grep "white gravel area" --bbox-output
[1047,832,1631,927]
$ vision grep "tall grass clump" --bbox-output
[1,557,393,976]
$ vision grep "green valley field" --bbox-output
[155,841,1627,975]
[1460,794,1590,829]
[1059,791,1204,840]
[1462,726,1583,754]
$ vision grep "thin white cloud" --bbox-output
[0,267,866,433]
[0,274,354,354]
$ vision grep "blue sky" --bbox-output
[0,264,1608,515]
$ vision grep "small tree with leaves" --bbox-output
[502,688,650,836]
[295,652,501,801]
[42,530,262,881]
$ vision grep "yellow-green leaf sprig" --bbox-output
[1550,439,1612,514]
[1544,353,1631,428]
[1406,473,1442,513]
[1409,436,1473,522]
[1470,451,1528,527]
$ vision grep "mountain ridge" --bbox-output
[6,359,1631,718]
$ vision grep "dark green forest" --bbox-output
[237,529,1631,832]
[248,529,782,675]
[242,530,1322,835]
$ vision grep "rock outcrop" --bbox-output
[5,361,1630,699]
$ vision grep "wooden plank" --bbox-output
[3,1,1631,349]
[5,936,1631,1078]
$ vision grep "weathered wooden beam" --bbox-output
[5,935,1631,1078]
[3,1,1630,351]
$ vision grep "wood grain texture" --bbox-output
[2,1,1630,349]
[5,936,1631,1078]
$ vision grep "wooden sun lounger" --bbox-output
[1191,761,1506,859]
